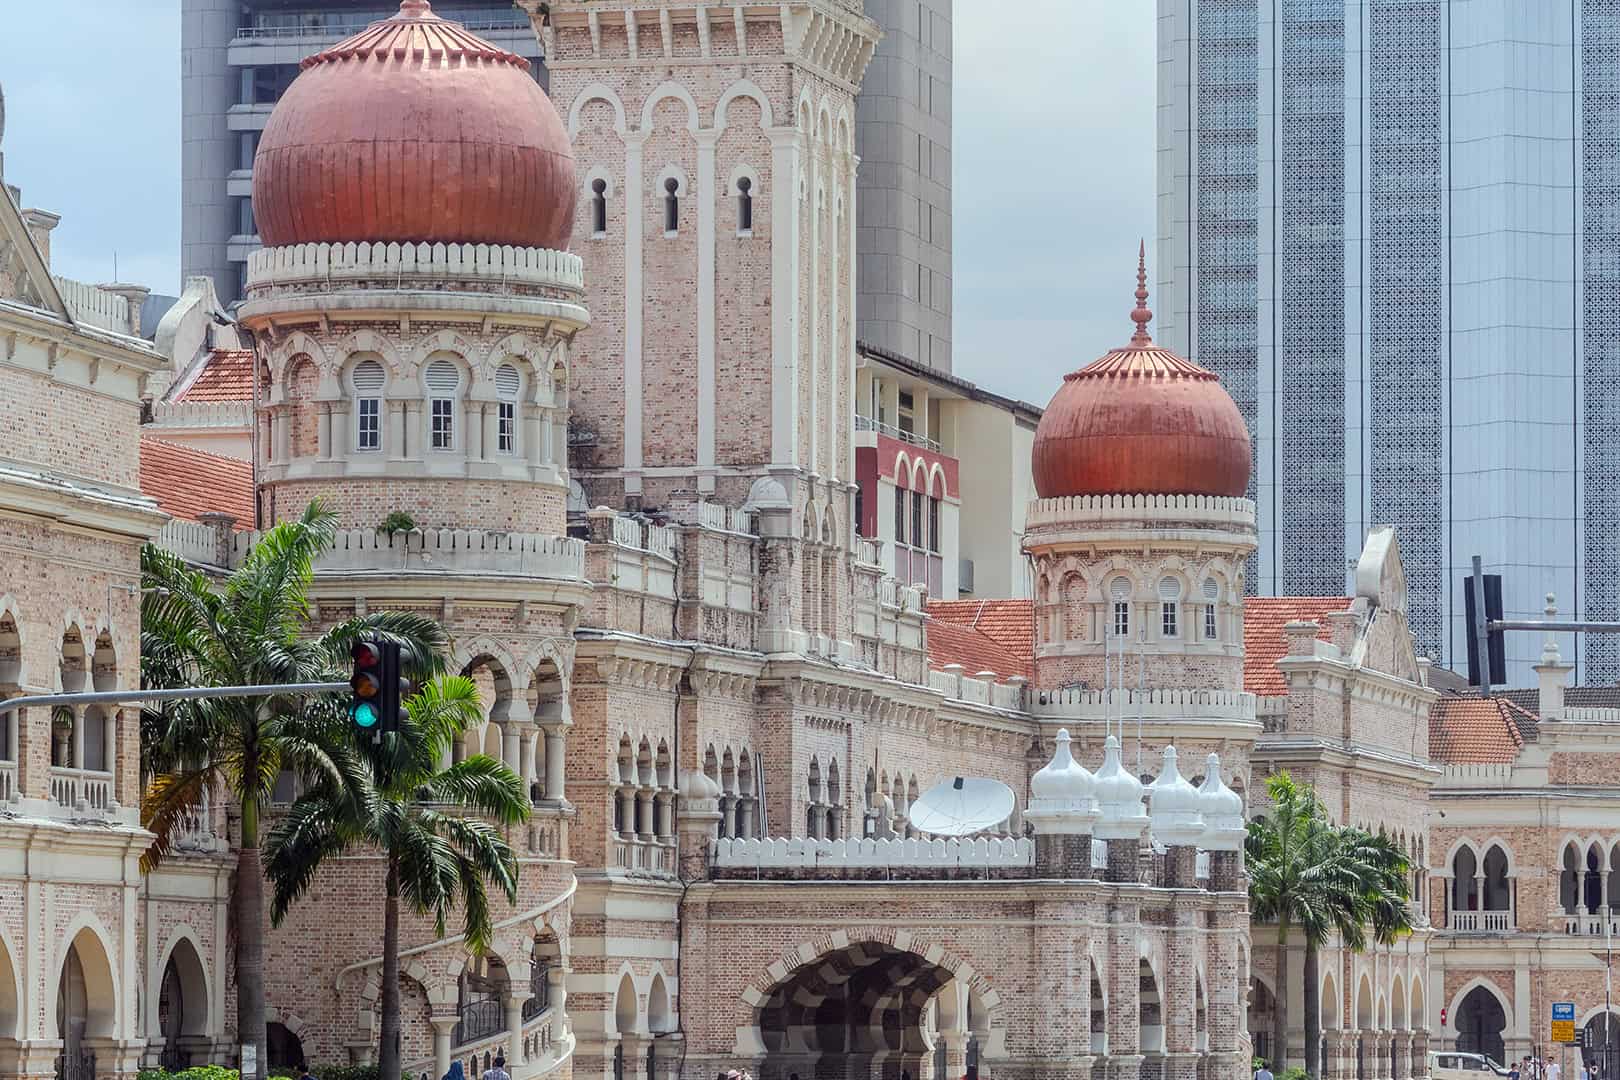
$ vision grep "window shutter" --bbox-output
[1159,576,1180,601]
[1203,577,1220,601]
[496,364,521,400]
[352,359,385,394]
[1110,578,1131,602]
[425,359,461,395]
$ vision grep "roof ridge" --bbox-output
[140,434,252,467]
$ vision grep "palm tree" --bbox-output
[265,675,530,1080]
[140,499,449,1080]
[1246,772,1413,1079]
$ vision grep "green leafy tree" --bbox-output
[140,500,448,1080]
[265,675,529,1080]
[1246,772,1413,1078]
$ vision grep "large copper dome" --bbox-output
[252,0,575,251]
[1031,249,1252,500]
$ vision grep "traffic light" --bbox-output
[379,639,410,737]
[1462,570,1507,686]
[350,639,385,734]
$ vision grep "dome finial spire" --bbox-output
[399,0,433,17]
[1131,240,1153,345]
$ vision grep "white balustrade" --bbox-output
[612,839,676,873]
[245,241,584,294]
[49,768,113,813]
[53,277,130,334]
[0,761,15,802]
[226,528,585,580]
[1025,493,1257,530]
[712,835,1034,870]
[1448,911,1512,932]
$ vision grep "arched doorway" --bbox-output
[755,941,963,1080]
[1248,978,1277,1068]
[1583,1012,1620,1078]
[56,929,116,1080]
[1455,986,1508,1065]
[267,1022,304,1071]
[156,938,209,1070]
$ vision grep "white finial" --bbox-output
[1541,593,1560,665]
[1093,735,1148,841]
[1027,728,1100,835]
[1197,753,1245,852]
[1147,745,1204,847]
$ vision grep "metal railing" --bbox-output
[523,966,553,1022]
[56,1050,95,1080]
[454,998,504,1048]
[854,414,943,453]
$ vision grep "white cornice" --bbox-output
[0,462,167,539]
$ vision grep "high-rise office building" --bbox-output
[1157,1,1620,684]
[855,0,952,371]
[181,1,545,305]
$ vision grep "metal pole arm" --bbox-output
[0,682,350,717]
[1489,620,1620,634]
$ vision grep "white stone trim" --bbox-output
[245,241,583,293]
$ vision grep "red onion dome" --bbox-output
[252,0,575,251]
[1031,246,1252,500]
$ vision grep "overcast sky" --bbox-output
[0,1,1154,408]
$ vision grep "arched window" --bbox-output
[911,489,924,548]
[425,359,460,451]
[353,359,385,451]
[1202,578,1220,639]
[592,178,608,235]
[664,177,680,232]
[1159,577,1181,638]
[893,482,906,546]
[928,493,941,553]
[737,175,753,233]
[495,364,520,455]
[1110,578,1131,637]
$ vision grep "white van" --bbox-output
[1430,1052,1513,1080]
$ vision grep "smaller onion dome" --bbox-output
[1031,244,1252,500]
[679,768,722,809]
[1092,735,1149,840]
[1197,753,1246,852]
[1146,745,1204,848]
[1026,729,1100,835]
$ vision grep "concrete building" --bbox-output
[1155,0,1620,685]
[854,342,1039,601]
[855,0,952,371]
[180,0,545,306]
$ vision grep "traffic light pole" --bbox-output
[1468,554,1620,699]
[0,682,350,717]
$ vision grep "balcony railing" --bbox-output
[855,414,942,453]
[1448,910,1512,932]
[1564,907,1620,936]
[0,760,15,802]
[611,839,676,874]
[49,768,113,813]
[454,998,504,1048]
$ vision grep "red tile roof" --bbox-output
[927,599,1035,666]
[925,617,1031,682]
[139,437,255,525]
[175,348,256,403]
[1429,694,1525,764]
[1242,596,1351,695]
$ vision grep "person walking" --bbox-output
[1255,1061,1274,1080]
[481,1056,511,1080]
[442,1062,467,1080]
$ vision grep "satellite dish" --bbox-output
[907,776,1016,837]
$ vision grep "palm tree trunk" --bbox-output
[1274,918,1290,1074]
[238,797,268,1080]
[379,856,402,1080]
[1304,941,1322,1080]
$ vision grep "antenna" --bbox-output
[908,776,1016,837]
[1136,640,1145,776]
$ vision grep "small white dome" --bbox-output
[1146,745,1204,847]
[679,769,722,802]
[1093,735,1148,840]
[1197,752,1246,852]
[1026,728,1100,835]
[744,476,791,510]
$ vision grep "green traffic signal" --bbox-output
[351,700,380,729]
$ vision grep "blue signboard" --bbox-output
[1554,1003,1576,1021]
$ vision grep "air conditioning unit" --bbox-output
[959,558,975,595]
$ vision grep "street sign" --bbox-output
[1553,1001,1576,1044]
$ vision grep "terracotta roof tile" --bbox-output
[1242,597,1352,695]
[1429,694,1525,764]
[926,600,1035,666]
[924,618,1031,682]
[139,437,255,525]
[175,349,256,403]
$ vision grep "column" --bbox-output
[480,403,498,462]
[502,724,521,774]
[548,968,567,1043]
[389,401,408,460]
[404,401,422,460]
[636,789,654,840]
[1322,1030,1345,1080]
[736,796,754,839]
[619,788,636,839]
[317,401,332,459]
[504,990,530,1067]
[695,129,717,492]
[543,727,566,802]
[525,412,545,468]
[1392,1032,1412,1080]
[103,708,118,784]
[1409,1031,1428,1079]
[72,706,86,769]
[622,131,646,496]
[431,1015,457,1079]
[768,129,801,468]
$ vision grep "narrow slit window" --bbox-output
[737,176,753,233]
[1159,577,1181,638]
[592,178,608,234]
[928,495,940,553]
[352,359,385,451]
[1204,604,1218,640]
[911,490,923,548]
[893,485,906,545]
[496,364,520,455]
[664,177,679,232]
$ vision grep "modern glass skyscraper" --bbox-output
[1157,0,1620,684]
